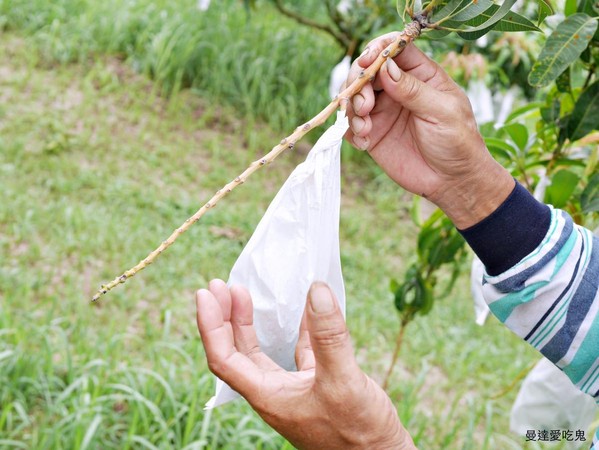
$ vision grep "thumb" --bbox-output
[306,282,358,381]
[379,57,451,119]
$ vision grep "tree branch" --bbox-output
[272,0,351,49]
[91,22,423,302]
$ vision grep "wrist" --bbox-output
[429,157,515,230]
[367,411,416,450]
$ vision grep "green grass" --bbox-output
[0,0,339,134]
[1,18,597,450]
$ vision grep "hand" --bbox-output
[196,279,415,450]
[345,33,514,229]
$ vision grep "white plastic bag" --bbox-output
[470,255,490,326]
[205,111,349,408]
[510,357,598,445]
[329,56,351,99]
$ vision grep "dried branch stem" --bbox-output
[91,22,422,302]
[273,0,350,49]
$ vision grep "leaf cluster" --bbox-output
[389,208,467,324]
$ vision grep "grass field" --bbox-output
[1,3,597,449]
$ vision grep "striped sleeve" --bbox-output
[459,182,599,447]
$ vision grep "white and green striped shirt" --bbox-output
[461,183,598,447]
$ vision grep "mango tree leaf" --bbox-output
[540,97,561,123]
[556,67,571,92]
[545,169,580,208]
[503,123,529,150]
[578,0,599,40]
[505,101,544,122]
[451,0,494,22]
[538,0,554,25]
[426,0,493,38]
[581,173,599,213]
[396,0,410,28]
[528,14,598,87]
[459,10,539,39]
[558,113,571,146]
[458,4,541,40]
[430,0,465,22]
[567,80,599,141]
[564,0,578,16]
[484,137,518,159]
[425,28,452,39]
[456,0,517,37]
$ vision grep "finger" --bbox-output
[208,279,234,351]
[379,57,453,120]
[350,114,372,138]
[208,279,232,322]
[295,308,315,371]
[346,133,370,152]
[230,285,282,371]
[305,282,359,382]
[352,82,375,117]
[356,32,401,68]
[196,289,265,400]
[392,43,452,87]
[359,34,448,80]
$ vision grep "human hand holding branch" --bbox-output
[345,33,515,230]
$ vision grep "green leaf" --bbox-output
[457,0,518,36]
[528,14,598,87]
[564,0,577,16]
[396,0,410,28]
[581,173,599,213]
[556,67,571,92]
[578,0,599,40]
[540,97,561,123]
[503,123,529,150]
[567,80,599,141]
[390,278,401,294]
[451,0,494,22]
[484,137,518,159]
[458,4,541,40]
[459,10,539,39]
[431,0,465,22]
[545,169,580,208]
[424,28,452,39]
[505,101,544,122]
[537,0,554,25]
[558,114,571,146]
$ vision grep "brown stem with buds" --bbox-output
[91,22,422,303]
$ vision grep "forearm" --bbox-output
[457,180,551,276]
[464,193,599,402]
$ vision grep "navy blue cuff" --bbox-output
[458,181,551,276]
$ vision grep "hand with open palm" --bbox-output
[196,280,414,450]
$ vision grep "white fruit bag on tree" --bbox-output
[329,56,351,99]
[205,111,349,408]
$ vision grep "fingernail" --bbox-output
[352,94,364,111]
[353,136,369,151]
[386,58,402,82]
[351,116,365,133]
[358,47,369,63]
[309,282,334,313]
